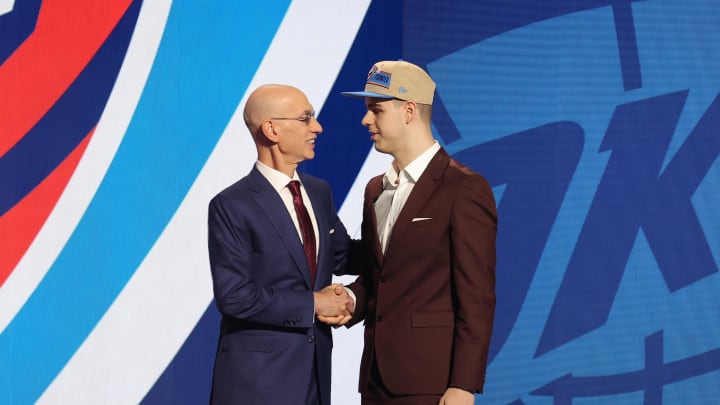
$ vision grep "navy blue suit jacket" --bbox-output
[208,166,349,405]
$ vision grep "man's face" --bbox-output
[272,91,322,165]
[362,97,406,155]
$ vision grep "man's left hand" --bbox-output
[438,387,474,405]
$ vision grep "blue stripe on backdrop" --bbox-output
[0,1,290,404]
[141,2,401,403]
[300,0,402,205]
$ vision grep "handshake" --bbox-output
[313,284,355,326]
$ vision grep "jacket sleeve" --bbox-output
[345,179,379,326]
[345,238,371,326]
[448,173,497,393]
[208,194,315,328]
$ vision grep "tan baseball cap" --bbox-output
[341,60,436,105]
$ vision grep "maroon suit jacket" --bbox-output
[347,148,497,396]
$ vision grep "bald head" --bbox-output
[241,84,322,176]
[244,84,307,136]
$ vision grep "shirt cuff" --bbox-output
[344,287,356,305]
[449,385,476,394]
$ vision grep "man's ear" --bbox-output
[260,120,279,143]
[404,101,417,125]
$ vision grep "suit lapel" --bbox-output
[384,149,449,256]
[366,176,386,265]
[301,175,328,289]
[249,168,313,288]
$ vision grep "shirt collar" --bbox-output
[256,160,300,192]
[383,141,441,188]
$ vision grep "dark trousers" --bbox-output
[306,350,321,405]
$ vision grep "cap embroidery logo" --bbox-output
[367,69,391,88]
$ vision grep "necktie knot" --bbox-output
[288,180,302,201]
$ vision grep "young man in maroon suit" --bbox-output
[333,60,497,404]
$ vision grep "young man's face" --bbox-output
[362,97,407,156]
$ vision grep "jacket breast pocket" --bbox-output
[411,310,454,328]
[409,218,439,228]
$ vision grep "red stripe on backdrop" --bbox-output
[0,129,94,287]
[0,0,132,157]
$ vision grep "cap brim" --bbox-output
[340,91,395,99]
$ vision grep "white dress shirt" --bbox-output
[256,161,319,256]
[375,141,441,253]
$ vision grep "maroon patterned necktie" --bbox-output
[287,180,317,283]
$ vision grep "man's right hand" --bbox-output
[314,284,352,325]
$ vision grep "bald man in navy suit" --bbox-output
[208,84,353,405]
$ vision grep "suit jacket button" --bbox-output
[380,276,387,283]
[376,316,383,322]
[308,335,316,343]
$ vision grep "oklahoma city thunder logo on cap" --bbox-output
[366,65,391,88]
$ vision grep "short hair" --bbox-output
[416,103,433,125]
[395,99,433,126]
